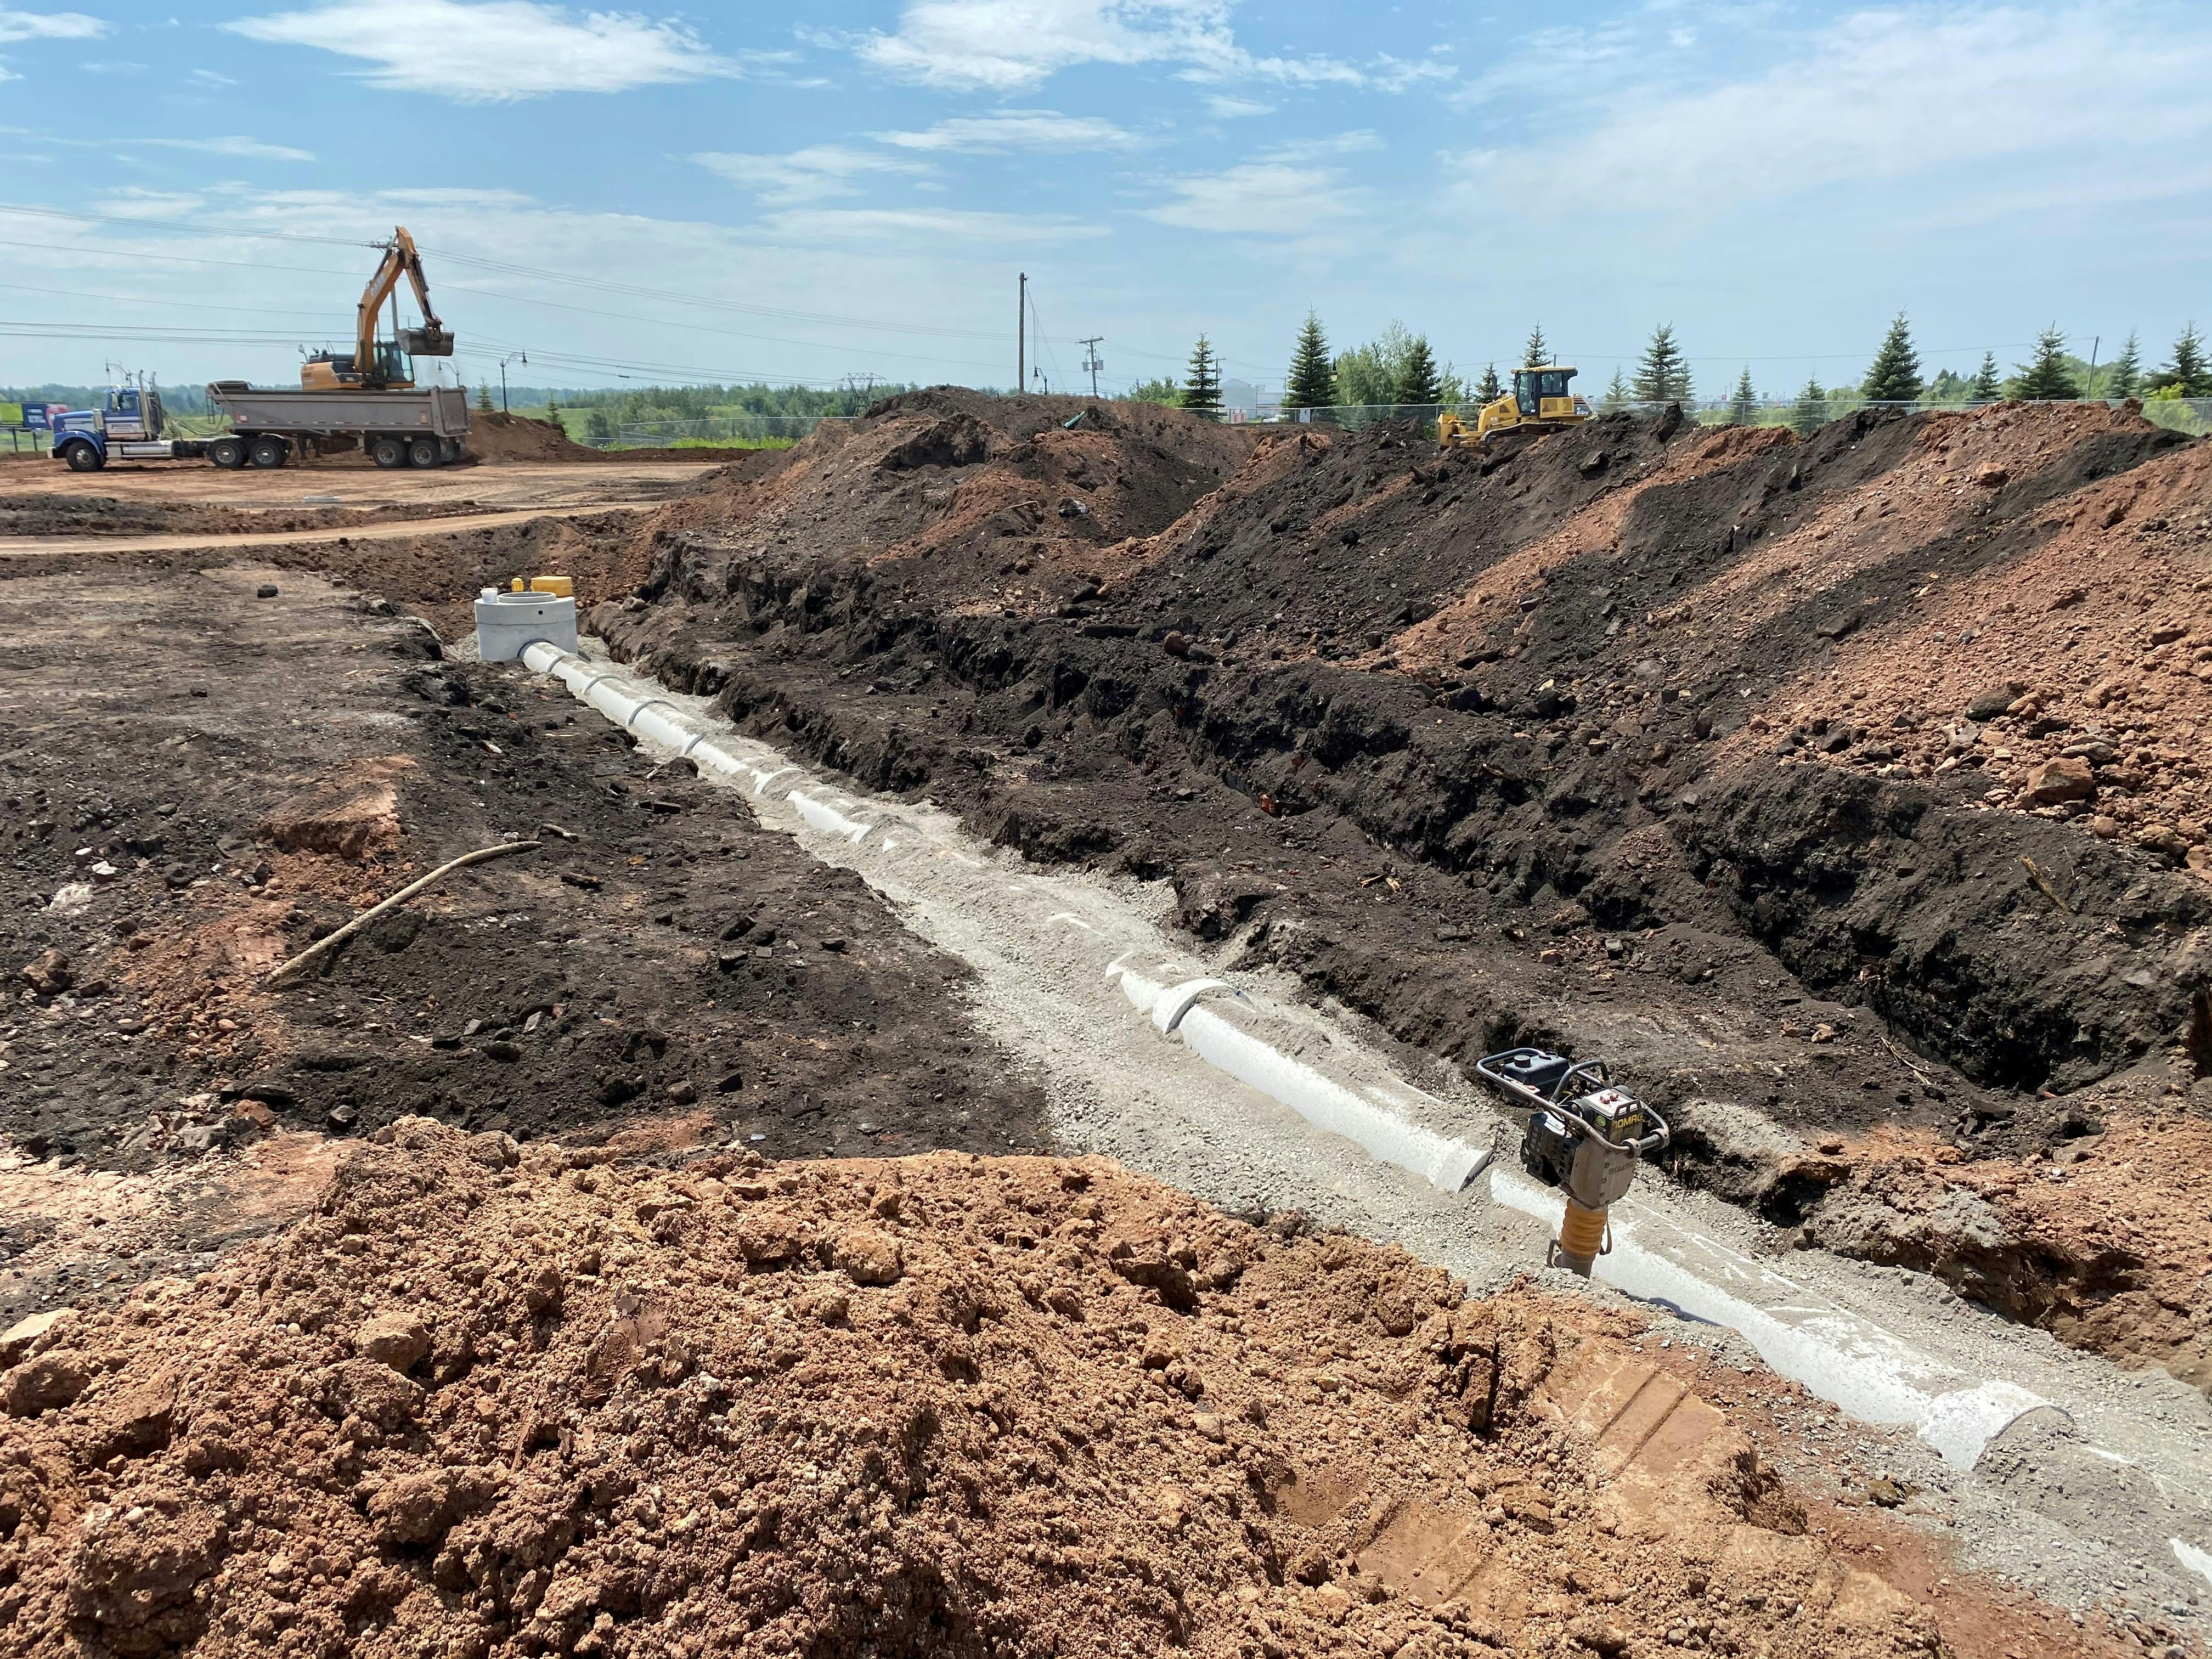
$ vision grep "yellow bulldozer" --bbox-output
[300,227,455,392]
[1438,365,1594,449]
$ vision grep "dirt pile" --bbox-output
[0,1118,1963,1659]
[627,386,1254,617]
[469,414,608,465]
[583,398,2212,1385]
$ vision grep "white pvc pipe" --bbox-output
[1113,967,1491,1193]
[1180,1005,1492,1193]
[1491,1166,2052,1466]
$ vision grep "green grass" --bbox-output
[662,435,795,451]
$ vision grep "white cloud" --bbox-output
[81,59,144,73]
[1205,94,1271,117]
[1140,159,1363,235]
[755,206,1110,248]
[694,146,933,205]
[137,135,316,161]
[190,67,238,85]
[1257,129,1381,162]
[1451,4,2212,224]
[848,0,1444,94]
[93,187,208,217]
[0,10,107,42]
[874,109,1139,152]
[226,0,733,99]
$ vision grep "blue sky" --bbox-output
[2,0,2209,400]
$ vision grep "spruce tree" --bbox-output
[1396,334,1442,408]
[1285,311,1334,410]
[2105,331,2141,398]
[1968,353,2002,403]
[1604,368,1630,410]
[475,381,494,413]
[2152,323,2209,397]
[1633,324,1690,403]
[1523,323,1549,368]
[1180,334,1223,417]
[1728,368,1756,426]
[1476,363,1503,403]
[1861,312,1922,403]
[1790,377,1826,438]
[2015,326,2079,400]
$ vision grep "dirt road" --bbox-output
[0,458,720,513]
[0,500,658,559]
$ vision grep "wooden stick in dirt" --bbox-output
[264,840,541,987]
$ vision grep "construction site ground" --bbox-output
[2,404,2209,1658]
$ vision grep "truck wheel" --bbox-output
[371,436,407,469]
[408,437,439,468]
[249,436,289,469]
[439,438,463,466]
[209,437,246,470]
[60,440,104,472]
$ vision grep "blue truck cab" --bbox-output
[50,383,204,471]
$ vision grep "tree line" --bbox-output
[1127,313,2212,419]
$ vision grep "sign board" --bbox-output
[25,404,53,430]
[0,403,20,427]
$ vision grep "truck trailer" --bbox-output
[49,380,470,471]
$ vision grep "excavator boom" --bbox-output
[303,226,454,392]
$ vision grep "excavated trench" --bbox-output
[585,393,2212,1384]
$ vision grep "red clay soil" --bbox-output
[2,1118,2102,1659]
[1796,1059,2212,1390]
[1667,404,2212,869]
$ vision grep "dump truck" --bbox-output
[48,379,469,471]
[50,225,469,471]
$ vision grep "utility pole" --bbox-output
[498,351,527,414]
[1079,336,1104,398]
[2083,335,2101,400]
[1017,272,1026,394]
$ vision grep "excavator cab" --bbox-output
[302,342,412,392]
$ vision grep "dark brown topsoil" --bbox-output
[0,564,1046,1328]
[0,494,504,540]
[579,393,2212,1380]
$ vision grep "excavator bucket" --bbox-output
[398,326,455,357]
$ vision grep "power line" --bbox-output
[1,236,1015,375]
[0,205,1009,343]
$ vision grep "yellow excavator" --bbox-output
[300,227,455,392]
[1438,365,1593,449]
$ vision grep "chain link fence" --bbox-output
[1263,396,2212,437]
[579,414,853,450]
